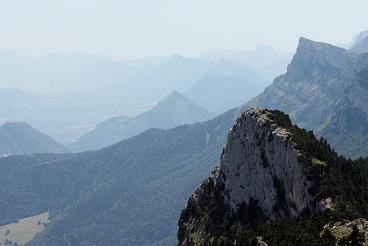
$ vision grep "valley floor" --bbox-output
[0,212,49,246]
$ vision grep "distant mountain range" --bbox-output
[0,122,68,156]
[197,45,293,79]
[70,91,217,152]
[0,54,268,144]
[99,56,268,112]
[184,74,265,113]
[0,50,271,95]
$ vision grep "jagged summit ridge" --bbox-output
[246,36,368,158]
[219,108,316,219]
[298,37,339,51]
[287,37,357,79]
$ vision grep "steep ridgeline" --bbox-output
[247,37,368,158]
[178,108,368,245]
[71,91,216,151]
[0,122,68,156]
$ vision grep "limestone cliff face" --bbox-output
[178,108,323,246]
[220,109,316,220]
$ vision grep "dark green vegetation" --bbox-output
[0,122,68,156]
[0,109,237,246]
[178,110,368,246]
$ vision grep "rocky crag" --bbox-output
[178,108,368,245]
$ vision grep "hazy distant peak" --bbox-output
[0,122,47,134]
[167,90,183,98]
[1,121,29,128]
[165,54,189,64]
[0,121,68,155]
[168,54,183,60]
[353,31,368,46]
[158,90,200,107]
[350,34,368,54]
[70,89,216,151]
[195,46,293,80]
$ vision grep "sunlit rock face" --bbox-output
[220,108,316,220]
[177,108,324,246]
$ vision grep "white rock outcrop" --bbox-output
[220,108,317,220]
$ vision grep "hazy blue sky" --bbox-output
[0,0,367,59]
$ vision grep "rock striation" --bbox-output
[220,108,316,220]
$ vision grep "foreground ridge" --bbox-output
[178,108,368,246]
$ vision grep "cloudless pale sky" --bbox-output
[0,0,367,59]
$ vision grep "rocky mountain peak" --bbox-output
[297,37,334,51]
[285,37,357,80]
[219,108,317,220]
[178,108,334,245]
